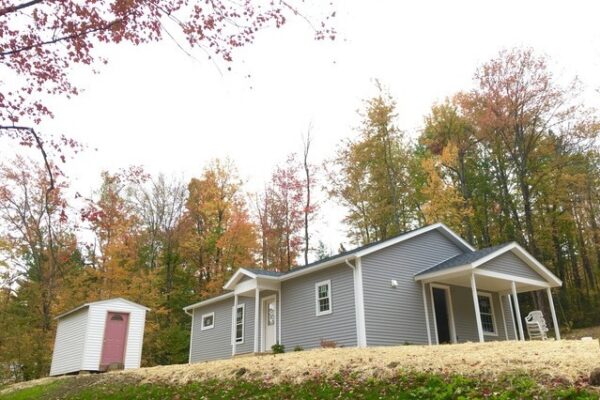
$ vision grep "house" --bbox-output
[50,298,149,376]
[183,223,562,363]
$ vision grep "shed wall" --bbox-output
[82,299,147,370]
[49,308,89,376]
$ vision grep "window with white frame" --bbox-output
[477,293,496,335]
[315,280,332,316]
[234,304,244,344]
[201,312,214,330]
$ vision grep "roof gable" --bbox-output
[415,242,562,287]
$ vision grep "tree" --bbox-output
[256,154,305,271]
[180,159,257,296]
[0,0,335,170]
[327,83,416,244]
[301,128,320,265]
[0,157,81,379]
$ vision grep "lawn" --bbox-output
[3,340,600,399]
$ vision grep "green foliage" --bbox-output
[293,345,304,352]
[3,372,598,400]
[271,343,285,354]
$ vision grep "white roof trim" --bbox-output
[223,268,258,290]
[415,244,562,287]
[282,223,474,281]
[354,223,475,258]
[55,297,150,320]
[280,256,356,281]
[183,292,235,312]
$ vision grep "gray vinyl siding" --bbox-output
[281,263,356,349]
[190,297,255,363]
[480,252,545,281]
[449,287,508,342]
[500,294,518,340]
[362,230,464,346]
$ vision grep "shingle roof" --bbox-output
[415,242,513,277]
[245,268,283,277]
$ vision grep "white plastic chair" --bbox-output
[525,311,549,340]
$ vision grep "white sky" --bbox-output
[5,0,600,256]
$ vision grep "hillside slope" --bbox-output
[3,340,600,398]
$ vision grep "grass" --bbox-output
[2,371,599,399]
[564,325,600,340]
[2,340,600,399]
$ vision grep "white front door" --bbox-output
[262,297,277,351]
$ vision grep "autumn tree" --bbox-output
[327,83,416,244]
[417,48,600,325]
[0,0,335,166]
[256,154,305,271]
[0,157,81,379]
[180,159,257,296]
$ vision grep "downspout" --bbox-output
[346,258,367,347]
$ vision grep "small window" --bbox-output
[234,304,244,344]
[110,314,124,321]
[201,312,215,330]
[477,293,497,335]
[315,280,332,316]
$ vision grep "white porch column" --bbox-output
[546,288,561,340]
[421,282,432,345]
[470,273,484,342]
[278,288,282,345]
[511,281,525,341]
[232,294,238,356]
[254,287,260,352]
[507,293,518,339]
[499,295,509,340]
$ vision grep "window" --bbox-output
[315,280,332,316]
[234,304,244,344]
[201,312,214,330]
[477,293,497,335]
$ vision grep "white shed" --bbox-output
[49,298,149,376]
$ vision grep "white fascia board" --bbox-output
[223,268,257,290]
[95,297,151,311]
[55,297,150,320]
[183,292,235,312]
[414,264,473,282]
[473,269,551,288]
[355,223,475,259]
[280,256,356,281]
[55,304,90,320]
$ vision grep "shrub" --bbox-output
[271,343,285,354]
[293,345,304,352]
[320,339,337,348]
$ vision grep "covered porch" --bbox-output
[223,268,283,356]
[415,242,562,344]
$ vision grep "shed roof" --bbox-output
[55,297,150,320]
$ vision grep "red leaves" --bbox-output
[1,0,336,132]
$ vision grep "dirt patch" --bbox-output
[3,340,599,394]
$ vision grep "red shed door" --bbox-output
[101,312,129,367]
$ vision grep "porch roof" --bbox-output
[416,242,512,276]
[414,242,562,292]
